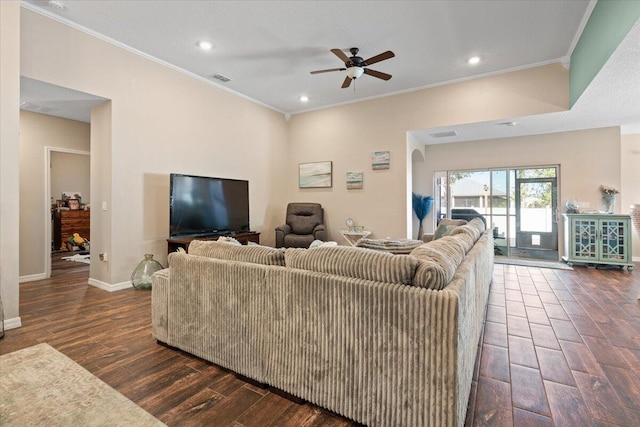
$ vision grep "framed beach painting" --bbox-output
[372,151,390,170]
[299,161,333,188]
[346,171,363,189]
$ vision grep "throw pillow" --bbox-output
[309,240,337,248]
[433,219,467,240]
[309,239,323,248]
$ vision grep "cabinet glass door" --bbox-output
[572,218,598,260]
[600,219,627,261]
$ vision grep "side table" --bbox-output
[340,230,372,246]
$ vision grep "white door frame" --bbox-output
[44,146,90,278]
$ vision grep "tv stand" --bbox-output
[167,232,261,254]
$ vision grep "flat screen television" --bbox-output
[169,173,250,237]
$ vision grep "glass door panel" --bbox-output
[491,170,509,256]
[514,168,558,260]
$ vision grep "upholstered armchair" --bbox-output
[275,203,325,248]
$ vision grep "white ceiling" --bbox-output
[19,0,640,142]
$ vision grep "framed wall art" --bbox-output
[299,161,333,188]
[372,151,390,170]
[346,171,363,189]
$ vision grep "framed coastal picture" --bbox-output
[299,161,332,188]
[346,171,363,189]
[372,151,390,170]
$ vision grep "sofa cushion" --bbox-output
[449,223,481,243]
[450,231,475,254]
[355,238,424,254]
[188,239,285,266]
[285,246,418,285]
[411,236,467,290]
[434,219,467,240]
[468,217,486,234]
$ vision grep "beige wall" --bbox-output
[51,152,90,206]
[20,8,289,286]
[19,111,90,278]
[89,101,113,284]
[419,127,622,258]
[621,133,640,259]
[287,63,569,243]
[1,1,21,326]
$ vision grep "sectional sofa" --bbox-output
[152,218,493,426]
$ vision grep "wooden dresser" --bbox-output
[54,209,90,250]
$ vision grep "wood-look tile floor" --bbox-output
[1,254,639,426]
[467,263,640,427]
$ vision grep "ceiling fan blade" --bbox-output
[331,48,351,64]
[341,76,352,89]
[364,68,392,81]
[310,68,346,74]
[362,50,395,66]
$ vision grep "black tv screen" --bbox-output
[170,173,250,237]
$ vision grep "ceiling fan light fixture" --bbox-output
[346,67,364,79]
[47,0,66,10]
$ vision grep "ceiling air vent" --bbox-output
[430,130,457,138]
[20,101,57,114]
[210,74,231,83]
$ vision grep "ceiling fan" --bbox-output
[310,47,395,88]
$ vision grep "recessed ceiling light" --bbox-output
[299,95,309,102]
[197,41,213,50]
[468,56,481,65]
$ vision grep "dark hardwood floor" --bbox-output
[1,254,639,426]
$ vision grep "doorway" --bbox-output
[436,165,559,261]
[513,169,558,260]
[46,148,90,278]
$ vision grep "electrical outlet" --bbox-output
[99,252,108,262]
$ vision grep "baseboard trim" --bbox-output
[4,317,23,330]
[88,278,133,292]
[633,256,640,262]
[19,273,47,283]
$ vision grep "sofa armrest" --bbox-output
[275,224,291,248]
[151,268,170,343]
[312,224,326,241]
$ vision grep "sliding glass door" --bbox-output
[443,166,559,261]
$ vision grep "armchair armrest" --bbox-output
[275,224,291,234]
[275,224,291,248]
[312,224,326,241]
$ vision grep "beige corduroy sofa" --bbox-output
[152,218,493,427]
